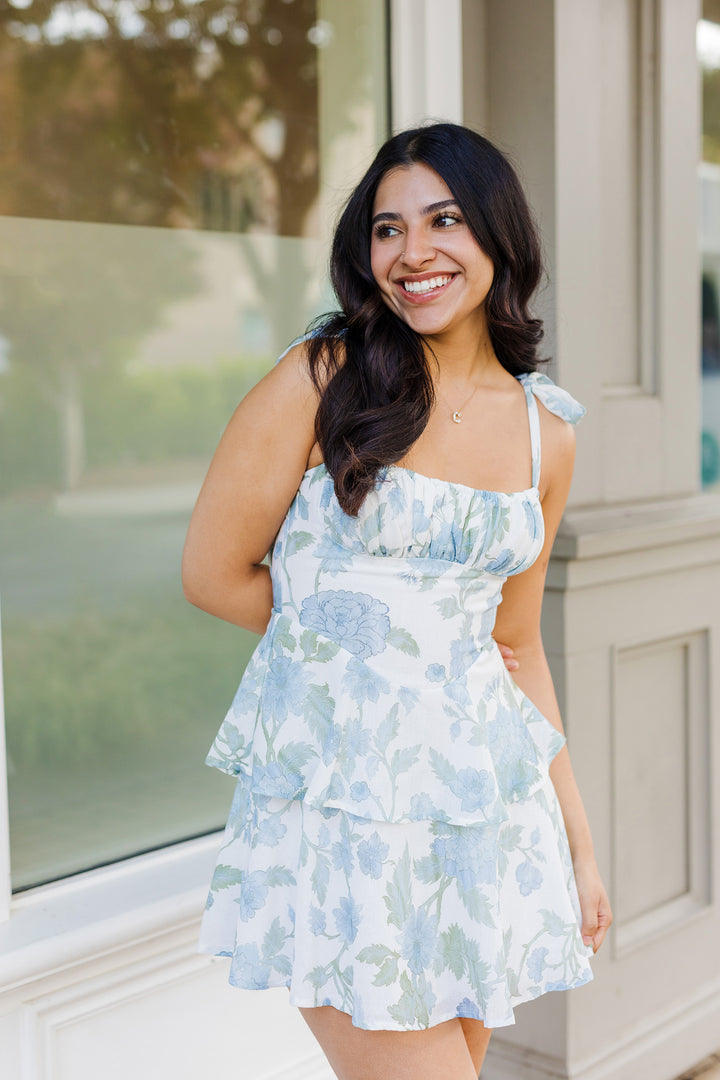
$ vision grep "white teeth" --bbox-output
[403,275,452,294]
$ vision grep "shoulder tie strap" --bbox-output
[516,371,587,489]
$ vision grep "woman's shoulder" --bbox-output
[274,328,347,395]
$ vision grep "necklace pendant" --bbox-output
[452,410,462,424]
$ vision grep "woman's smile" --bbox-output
[395,271,458,302]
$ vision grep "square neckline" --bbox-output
[301,461,540,500]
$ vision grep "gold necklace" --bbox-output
[435,380,481,424]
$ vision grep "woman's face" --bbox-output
[369,162,494,340]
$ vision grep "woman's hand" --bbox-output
[494,641,519,672]
[572,856,613,953]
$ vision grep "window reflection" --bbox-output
[0,0,388,889]
[0,0,322,236]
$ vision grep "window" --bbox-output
[0,0,389,890]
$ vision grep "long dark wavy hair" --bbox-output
[305,122,546,516]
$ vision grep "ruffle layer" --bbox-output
[197,773,593,1031]
[205,610,566,827]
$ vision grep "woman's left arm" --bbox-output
[492,406,613,954]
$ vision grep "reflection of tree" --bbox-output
[0,0,319,237]
[0,227,199,489]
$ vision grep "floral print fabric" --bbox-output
[198,370,593,1030]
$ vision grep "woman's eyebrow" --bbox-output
[371,199,459,226]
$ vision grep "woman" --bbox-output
[182,123,612,1079]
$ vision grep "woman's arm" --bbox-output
[181,342,320,634]
[492,404,613,953]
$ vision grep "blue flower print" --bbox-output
[229,943,271,989]
[314,533,354,575]
[399,908,438,975]
[263,655,310,717]
[516,861,543,896]
[409,792,443,820]
[331,834,354,875]
[425,663,446,683]
[432,827,498,891]
[309,906,327,936]
[448,768,496,813]
[358,832,390,878]
[235,870,268,921]
[339,718,373,766]
[300,590,391,658]
[343,656,391,704]
[450,637,480,678]
[527,946,549,983]
[255,816,286,848]
[251,761,302,800]
[456,997,481,1020]
[484,548,516,574]
[350,780,371,802]
[486,706,540,801]
[334,895,362,944]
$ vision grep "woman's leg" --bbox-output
[458,1017,493,1076]
[299,1004,481,1080]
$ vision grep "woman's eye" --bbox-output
[373,223,401,239]
[435,213,462,228]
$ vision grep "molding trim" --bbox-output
[390,0,463,129]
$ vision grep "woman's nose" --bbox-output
[400,228,436,268]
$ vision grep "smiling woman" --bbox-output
[185,122,611,1080]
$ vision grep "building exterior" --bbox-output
[0,2,718,1078]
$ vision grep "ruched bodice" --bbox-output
[204,371,586,826]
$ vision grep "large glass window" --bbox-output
[699,5,720,491]
[0,0,388,890]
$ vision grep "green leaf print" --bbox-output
[307,965,330,990]
[428,748,457,785]
[386,627,420,657]
[264,866,296,887]
[300,630,340,663]
[305,684,335,744]
[222,724,247,754]
[284,530,314,557]
[277,741,315,773]
[464,936,491,998]
[262,917,286,959]
[388,971,433,1028]
[541,909,568,937]
[413,853,444,884]
[358,944,395,964]
[312,853,330,905]
[384,845,413,930]
[375,705,400,754]
[458,886,495,928]
[390,745,422,775]
[439,924,467,979]
[300,629,317,659]
[209,864,244,890]
[314,640,340,662]
[273,615,296,652]
[375,956,400,986]
[435,596,460,619]
[272,955,292,978]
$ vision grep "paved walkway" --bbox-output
[677,1054,720,1080]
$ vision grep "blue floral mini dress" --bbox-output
[197,367,594,1031]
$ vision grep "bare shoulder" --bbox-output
[535,397,576,497]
